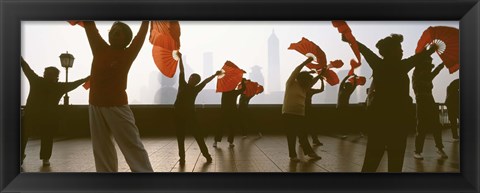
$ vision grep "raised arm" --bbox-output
[60,76,90,93]
[126,21,149,59]
[287,57,313,85]
[339,74,353,90]
[83,21,108,54]
[20,57,40,81]
[236,78,247,94]
[357,41,381,70]
[196,70,222,92]
[177,52,186,87]
[430,63,445,80]
[404,46,437,72]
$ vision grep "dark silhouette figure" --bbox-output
[345,34,436,172]
[214,78,246,148]
[174,52,220,164]
[445,79,459,141]
[412,57,447,159]
[305,71,325,145]
[83,21,153,172]
[21,57,88,166]
[239,86,264,138]
[282,57,321,161]
[337,74,359,139]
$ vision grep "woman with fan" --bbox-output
[412,56,448,160]
[336,74,359,139]
[282,57,321,161]
[342,34,437,172]
[173,52,221,164]
[305,70,325,146]
[214,78,246,148]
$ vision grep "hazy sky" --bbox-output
[21,21,459,105]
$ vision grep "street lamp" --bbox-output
[59,51,75,105]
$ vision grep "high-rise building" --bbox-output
[268,29,280,92]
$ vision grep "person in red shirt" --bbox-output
[83,21,153,172]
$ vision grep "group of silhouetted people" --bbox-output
[21,21,459,173]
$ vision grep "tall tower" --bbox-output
[268,29,280,93]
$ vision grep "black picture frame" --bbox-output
[1,0,479,192]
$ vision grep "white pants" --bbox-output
[89,105,153,172]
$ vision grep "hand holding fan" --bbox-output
[288,37,327,70]
[416,26,459,74]
[332,20,361,74]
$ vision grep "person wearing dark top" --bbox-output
[174,52,221,164]
[239,92,263,138]
[21,57,88,166]
[214,78,246,148]
[445,79,459,142]
[337,74,358,139]
[412,57,447,160]
[342,34,436,172]
[305,71,325,146]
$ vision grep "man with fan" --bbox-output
[412,57,448,160]
[282,57,321,161]
[239,81,264,138]
[173,51,221,164]
[342,34,437,172]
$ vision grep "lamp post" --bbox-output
[59,51,75,105]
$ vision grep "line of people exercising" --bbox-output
[21,21,459,172]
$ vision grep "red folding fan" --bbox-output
[82,79,91,90]
[327,60,344,69]
[242,80,261,98]
[288,37,327,69]
[150,21,181,50]
[323,69,340,86]
[332,21,361,74]
[150,21,181,78]
[216,61,246,92]
[416,26,459,74]
[68,21,84,27]
[348,76,366,86]
[257,85,264,94]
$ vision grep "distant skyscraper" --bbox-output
[268,29,280,92]
[203,52,214,89]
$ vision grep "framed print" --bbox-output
[1,0,479,192]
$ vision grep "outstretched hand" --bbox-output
[305,57,314,63]
[215,70,223,76]
[177,51,183,59]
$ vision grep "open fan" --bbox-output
[242,80,261,98]
[323,69,340,86]
[150,21,181,50]
[257,85,264,94]
[332,21,361,74]
[327,60,344,69]
[216,61,246,92]
[288,37,327,69]
[150,21,182,77]
[68,21,84,27]
[416,26,459,74]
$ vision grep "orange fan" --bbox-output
[68,21,84,27]
[257,85,264,94]
[416,26,459,74]
[327,60,344,69]
[217,61,246,92]
[242,80,261,98]
[332,20,361,74]
[150,21,181,50]
[323,69,340,86]
[152,46,179,78]
[150,21,181,78]
[348,76,366,86]
[288,37,327,69]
